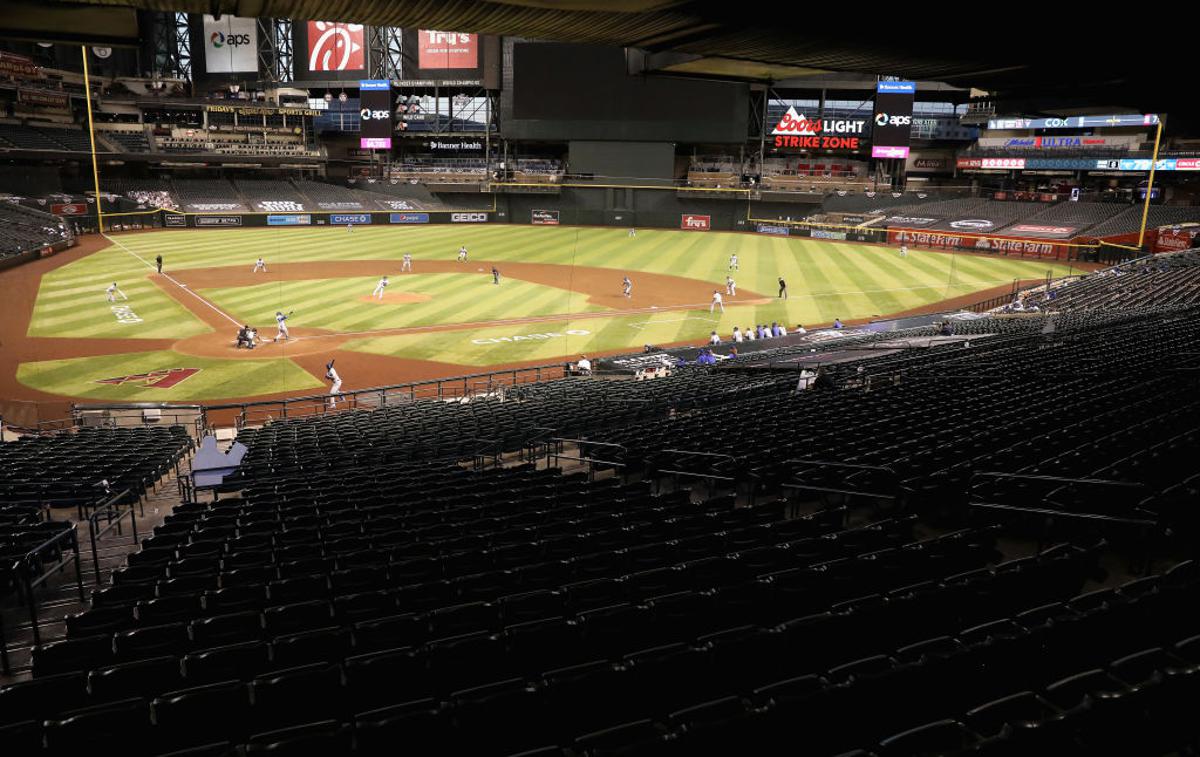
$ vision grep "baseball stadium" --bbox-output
[2,3,1200,756]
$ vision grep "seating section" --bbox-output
[0,202,72,259]
[0,124,102,153]
[1022,248,1200,312]
[103,130,153,154]
[6,255,1200,752]
[1084,205,1200,238]
[292,181,364,211]
[0,427,193,515]
[233,180,309,213]
[172,180,248,213]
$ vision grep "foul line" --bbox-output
[104,233,242,329]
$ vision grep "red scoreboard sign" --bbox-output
[771,106,867,151]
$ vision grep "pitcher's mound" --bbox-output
[356,292,432,305]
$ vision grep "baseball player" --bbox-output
[105,282,128,302]
[728,252,739,270]
[325,359,342,408]
[622,276,632,299]
[899,244,908,258]
[778,277,788,299]
[347,223,353,234]
[628,228,637,238]
[710,290,724,314]
[155,255,163,274]
[492,266,501,285]
[726,276,736,297]
[401,253,413,272]
[252,257,267,273]
[372,276,389,300]
[273,311,291,342]
[457,245,468,262]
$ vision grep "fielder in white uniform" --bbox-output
[273,311,290,342]
[728,253,739,270]
[401,253,413,272]
[628,228,637,238]
[372,276,389,300]
[326,359,342,408]
[457,245,468,262]
[710,290,724,313]
[899,244,908,258]
[726,276,736,296]
[105,282,128,302]
[252,257,267,273]
[622,276,632,299]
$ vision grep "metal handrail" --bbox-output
[778,459,903,503]
[8,524,85,656]
[86,489,137,584]
[968,471,1155,525]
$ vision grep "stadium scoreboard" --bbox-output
[359,79,393,149]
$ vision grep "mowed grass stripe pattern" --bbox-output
[28,246,211,339]
[16,350,322,401]
[199,273,608,333]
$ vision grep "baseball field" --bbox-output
[1,224,1084,408]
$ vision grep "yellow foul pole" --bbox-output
[81,45,105,233]
[1137,118,1163,250]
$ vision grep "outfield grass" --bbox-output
[28,245,211,339]
[16,350,322,401]
[200,272,608,334]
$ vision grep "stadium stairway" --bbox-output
[0,453,195,685]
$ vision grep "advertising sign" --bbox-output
[202,14,258,74]
[755,224,790,236]
[194,216,242,227]
[531,209,560,225]
[871,80,915,159]
[987,114,1159,130]
[390,212,430,224]
[680,214,712,231]
[417,30,478,69]
[771,107,867,151]
[50,203,86,216]
[307,21,365,72]
[267,214,312,226]
[164,214,187,227]
[1006,224,1079,238]
[885,216,939,227]
[331,214,371,225]
[450,212,488,223]
[359,79,393,150]
[1154,227,1199,253]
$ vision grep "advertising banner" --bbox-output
[359,79,393,150]
[331,214,371,225]
[1154,227,1200,253]
[680,214,712,231]
[417,30,478,69]
[451,212,489,223]
[755,224,790,236]
[51,203,87,216]
[267,214,312,226]
[889,228,1066,258]
[0,51,40,78]
[871,80,914,159]
[531,209,560,225]
[884,216,939,228]
[987,114,1158,130]
[390,213,430,224]
[17,88,70,109]
[770,107,867,152]
[306,21,365,72]
[194,216,242,227]
[1006,224,1079,239]
[164,214,187,227]
[812,229,848,240]
[202,14,258,73]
